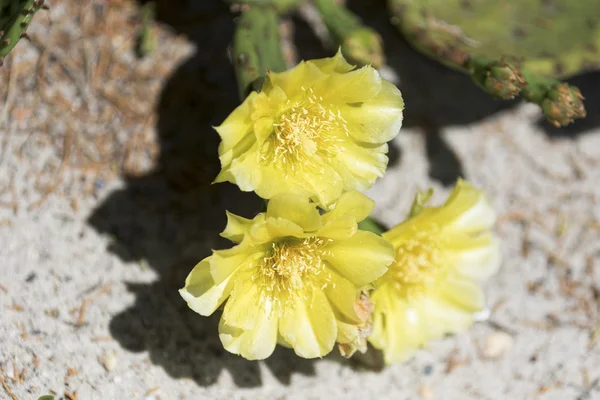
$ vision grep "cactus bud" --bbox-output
[541,83,586,127]
[481,61,527,99]
[342,27,385,68]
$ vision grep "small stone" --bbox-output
[482,331,513,359]
[418,384,435,399]
[98,351,118,372]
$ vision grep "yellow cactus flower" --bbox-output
[214,50,404,206]
[179,191,394,360]
[368,180,501,364]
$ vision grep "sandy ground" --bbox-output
[1,1,600,399]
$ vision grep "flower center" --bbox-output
[265,88,348,168]
[389,232,446,299]
[254,237,331,309]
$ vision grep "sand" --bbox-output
[1,1,599,399]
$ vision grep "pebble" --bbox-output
[482,331,514,359]
[418,384,435,399]
[98,350,118,372]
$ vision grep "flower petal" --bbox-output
[210,243,260,284]
[279,288,337,358]
[369,286,423,364]
[437,274,486,313]
[316,215,357,240]
[441,179,496,233]
[330,140,388,190]
[267,193,322,232]
[315,65,382,104]
[445,232,501,280]
[324,190,375,223]
[213,92,257,154]
[417,295,475,340]
[220,211,258,243]
[222,275,263,329]
[179,259,235,316]
[265,62,328,99]
[249,217,305,243]
[309,49,355,74]
[219,308,278,360]
[323,231,394,287]
[323,267,361,324]
[339,79,404,144]
[217,143,261,190]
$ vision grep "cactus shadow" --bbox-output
[87,0,319,389]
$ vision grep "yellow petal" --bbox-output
[315,64,382,104]
[441,179,496,234]
[253,117,276,144]
[179,259,235,316]
[445,232,501,280]
[210,243,259,284]
[330,140,388,190]
[222,276,264,329]
[220,211,259,243]
[339,79,404,144]
[279,289,337,358]
[265,61,327,99]
[213,92,257,154]
[267,193,322,232]
[218,143,261,190]
[308,49,355,74]
[218,308,278,360]
[294,158,344,207]
[316,214,357,240]
[217,125,256,168]
[417,296,474,340]
[324,190,375,223]
[323,231,394,287]
[323,267,361,324]
[437,274,486,313]
[249,217,305,243]
[369,287,423,364]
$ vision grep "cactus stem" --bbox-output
[1,0,45,60]
[232,4,287,99]
[312,0,385,67]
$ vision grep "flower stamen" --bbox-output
[262,88,348,169]
[254,237,332,312]
[390,231,446,299]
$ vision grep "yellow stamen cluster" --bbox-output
[254,237,332,310]
[389,231,445,299]
[265,88,348,169]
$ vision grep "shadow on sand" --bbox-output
[88,0,599,388]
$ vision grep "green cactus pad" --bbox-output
[388,0,599,126]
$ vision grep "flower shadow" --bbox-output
[87,0,319,388]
